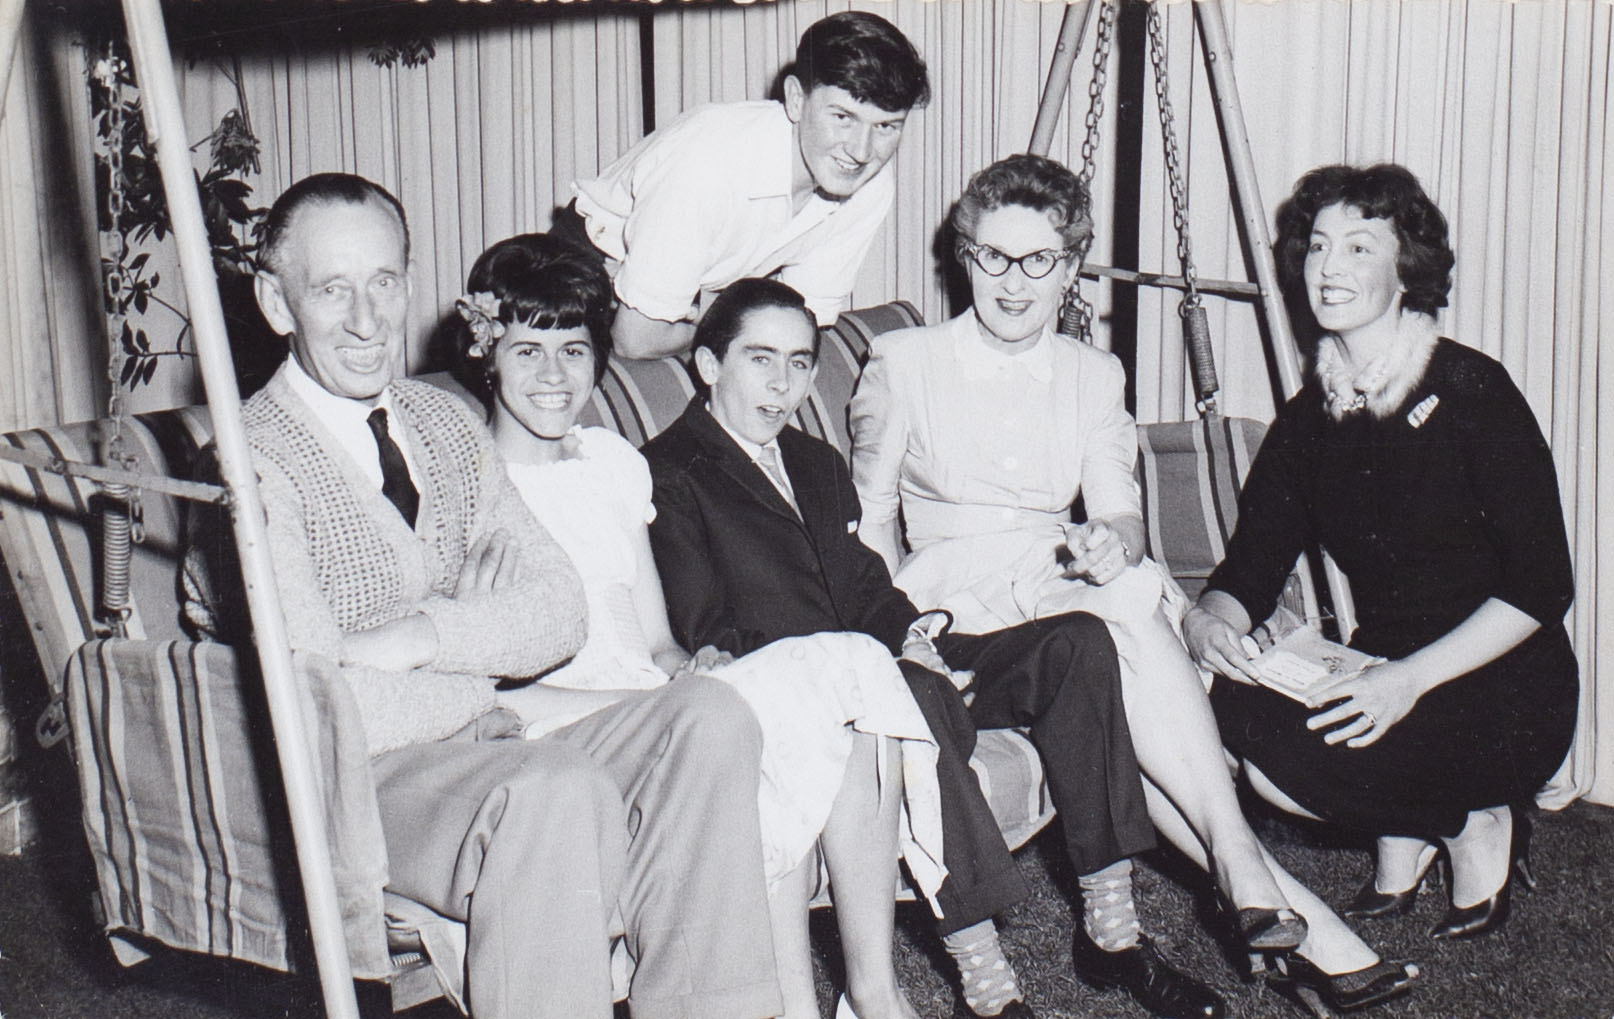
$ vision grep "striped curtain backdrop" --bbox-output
[0,0,1607,805]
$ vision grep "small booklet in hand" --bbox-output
[1239,625,1383,703]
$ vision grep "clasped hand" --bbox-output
[670,645,735,681]
[342,531,523,672]
[900,637,974,694]
[1061,520,1128,586]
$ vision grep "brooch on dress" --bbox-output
[1406,394,1440,429]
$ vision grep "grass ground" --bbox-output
[2,798,1610,1018]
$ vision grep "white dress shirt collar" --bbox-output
[282,355,416,490]
[708,404,797,507]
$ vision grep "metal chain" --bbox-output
[96,38,142,641]
[1145,1,1201,312]
[1063,0,1118,343]
[100,36,133,469]
[1076,0,1117,191]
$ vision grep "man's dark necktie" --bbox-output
[366,407,419,528]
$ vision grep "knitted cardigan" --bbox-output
[242,365,587,755]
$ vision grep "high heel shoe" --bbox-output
[1430,806,1533,941]
[1230,904,1309,953]
[1429,880,1510,940]
[1343,844,1440,919]
[1268,954,1420,1016]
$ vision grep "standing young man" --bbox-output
[568,11,928,359]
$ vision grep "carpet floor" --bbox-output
[2,797,1611,1018]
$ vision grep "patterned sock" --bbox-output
[942,919,1025,1016]
[1080,858,1142,951]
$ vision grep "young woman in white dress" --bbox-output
[456,233,940,1019]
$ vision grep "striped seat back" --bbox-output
[1135,414,1266,600]
[576,301,923,451]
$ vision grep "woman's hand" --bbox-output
[670,644,734,680]
[1304,659,1427,748]
[1062,520,1129,586]
[1183,605,1262,685]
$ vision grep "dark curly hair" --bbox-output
[1274,164,1454,331]
[791,11,930,113]
[460,233,615,400]
[950,154,1094,266]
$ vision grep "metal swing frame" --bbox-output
[0,2,368,1016]
[1027,0,1357,640]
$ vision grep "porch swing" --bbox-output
[1027,0,1356,638]
[0,4,1356,1019]
[0,4,438,1018]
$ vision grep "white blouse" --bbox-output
[850,311,1141,576]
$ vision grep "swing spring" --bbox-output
[1146,3,1218,412]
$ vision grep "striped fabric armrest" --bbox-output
[65,638,393,979]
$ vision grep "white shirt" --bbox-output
[710,408,798,509]
[282,355,420,494]
[573,101,894,326]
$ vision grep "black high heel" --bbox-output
[1429,881,1510,940]
[1268,954,1420,1017]
[1430,805,1534,941]
[1342,844,1440,920]
[1232,905,1308,953]
[1512,809,1538,892]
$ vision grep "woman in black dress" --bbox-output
[1185,164,1579,951]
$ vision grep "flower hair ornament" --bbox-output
[456,291,506,359]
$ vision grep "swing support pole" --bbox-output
[1193,0,1301,398]
[1028,0,1096,158]
[1195,0,1356,638]
[118,3,361,1016]
[0,0,25,131]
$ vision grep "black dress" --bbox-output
[1208,339,1579,839]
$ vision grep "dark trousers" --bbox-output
[941,612,1156,877]
[898,660,1031,933]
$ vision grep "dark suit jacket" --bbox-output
[644,397,921,658]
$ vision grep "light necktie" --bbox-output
[366,407,420,528]
[756,444,799,514]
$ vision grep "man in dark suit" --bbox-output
[642,278,1225,1019]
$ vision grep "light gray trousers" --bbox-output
[372,675,781,1019]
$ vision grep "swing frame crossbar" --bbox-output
[0,444,229,504]
[1081,263,1259,298]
